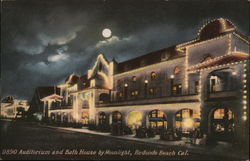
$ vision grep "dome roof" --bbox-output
[65,74,80,85]
[198,18,236,40]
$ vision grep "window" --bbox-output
[149,87,156,95]
[151,72,157,79]
[213,109,225,119]
[195,81,199,94]
[132,76,137,82]
[171,84,182,95]
[148,110,167,129]
[131,90,139,97]
[202,55,213,63]
[174,67,181,74]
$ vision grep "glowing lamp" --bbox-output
[183,118,194,128]
[124,83,128,87]
[144,80,148,84]
[170,75,175,79]
[243,115,247,121]
[232,72,237,75]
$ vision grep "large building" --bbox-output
[39,18,249,143]
[1,96,30,118]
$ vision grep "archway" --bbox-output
[82,112,89,126]
[175,109,200,134]
[148,110,167,132]
[51,113,56,122]
[63,113,68,123]
[99,112,108,125]
[99,93,110,103]
[111,111,123,135]
[210,108,234,141]
[127,111,142,130]
[112,111,122,124]
[56,113,61,122]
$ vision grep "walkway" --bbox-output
[39,125,247,159]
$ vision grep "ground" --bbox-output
[0,119,247,160]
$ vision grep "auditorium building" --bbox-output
[38,18,249,143]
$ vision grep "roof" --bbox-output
[198,18,236,40]
[35,86,60,100]
[65,74,80,85]
[1,96,14,103]
[116,45,184,74]
[40,94,63,101]
[79,74,90,88]
[188,52,249,71]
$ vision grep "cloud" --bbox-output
[48,46,70,62]
[38,26,83,46]
[95,36,132,48]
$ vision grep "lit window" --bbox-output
[182,109,190,118]
[151,72,157,79]
[202,56,213,63]
[174,67,181,74]
[193,110,200,119]
[195,81,199,94]
[149,88,156,95]
[132,76,137,81]
[213,109,225,119]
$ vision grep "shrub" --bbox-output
[73,122,84,128]
[111,123,123,136]
[88,123,97,130]
[123,126,133,135]
[98,124,111,132]
[135,127,147,138]
[146,128,155,138]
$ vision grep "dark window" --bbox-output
[172,84,182,95]
[195,81,199,94]
[151,72,157,79]
[149,87,156,96]
[132,76,137,82]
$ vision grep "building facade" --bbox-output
[40,18,249,143]
[1,96,30,118]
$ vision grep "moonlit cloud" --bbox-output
[95,36,132,48]
[1,0,248,99]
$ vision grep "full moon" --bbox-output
[102,28,112,38]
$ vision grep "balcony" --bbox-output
[208,90,240,100]
[50,103,73,110]
[96,94,199,107]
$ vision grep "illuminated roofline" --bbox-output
[114,56,185,77]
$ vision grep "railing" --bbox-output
[208,90,240,99]
[96,94,199,107]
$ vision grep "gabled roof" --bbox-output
[35,86,60,100]
[1,96,14,103]
[188,52,249,71]
[65,74,80,85]
[116,46,184,74]
[40,94,63,101]
[79,74,90,88]
[198,18,236,40]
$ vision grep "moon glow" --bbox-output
[102,28,112,38]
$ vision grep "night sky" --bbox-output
[1,0,249,100]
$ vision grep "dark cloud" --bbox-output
[1,0,249,100]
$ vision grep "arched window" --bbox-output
[175,109,200,134]
[174,66,181,74]
[132,76,137,82]
[211,108,234,141]
[151,72,157,79]
[148,110,167,130]
[99,112,107,125]
[112,111,122,123]
[202,55,213,63]
[99,93,110,103]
